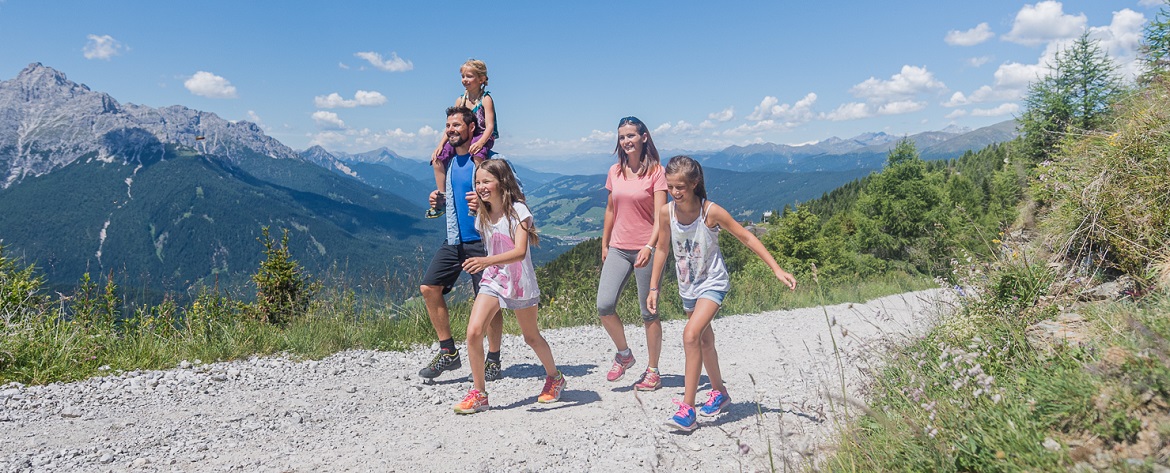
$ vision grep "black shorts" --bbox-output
[420,240,487,295]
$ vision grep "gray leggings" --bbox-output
[596,247,656,322]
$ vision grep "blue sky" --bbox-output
[0,1,1159,163]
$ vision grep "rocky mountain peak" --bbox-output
[0,64,300,187]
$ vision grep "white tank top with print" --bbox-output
[669,200,731,301]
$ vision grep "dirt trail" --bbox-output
[0,289,953,472]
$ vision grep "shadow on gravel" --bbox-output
[492,390,602,412]
[613,374,708,392]
[501,363,593,379]
[711,402,826,426]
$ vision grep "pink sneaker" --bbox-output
[606,352,635,382]
[634,369,661,391]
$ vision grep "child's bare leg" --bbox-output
[699,324,725,394]
[466,294,501,392]
[488,309,503,354]
[514,306,557,377]
[681,300,720,407]
[644,318,662,369]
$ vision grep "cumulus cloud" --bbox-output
[312,111,346,130]
[83,34,127,60]
[971,103,1020,117]
[945,23,994,46]
[354,51,413,72]
[823,102,872,121]
[746,93,818,124]
[184,71,238,99]
[314,90,387,108]
[1140,0,1162,5]
[708,107,734,122]
[849,65,945,100]
[945,109,969,119]
[1003,1,1087,46]
[877,100,926,115]
[1089,9,1146,80]
[968,56,992,67]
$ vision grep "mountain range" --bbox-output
[0,63,435,296]
[0,63,1019,297]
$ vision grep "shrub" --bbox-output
[250,227,320,325]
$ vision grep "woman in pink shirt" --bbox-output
[596,116,668,391]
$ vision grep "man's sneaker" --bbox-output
[484,358,502,382]
[537,371,566,403]
[606,351,636,382]
[665,400,698,432]
[634,369,661,391]
[698,390,731,417]
[419,348,461,379]
[453,389,489,414]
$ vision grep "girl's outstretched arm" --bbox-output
[462,218,531,274]
[707,203,797,290]
[470,94,495,155]
[646,205,673,314]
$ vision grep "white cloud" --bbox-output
[971,103,1020,117]
[354,51,414,72]
[1140,0,1162,6]
[708,107,734,122]
[823,102,873,121]
[945,23,994,46]
[354,90,387,106]
[308,131,347,148]
[945,109,969,119]
[746,93,817,123]
[312,111,346,130]
[83,34,126,60]
[849,65,945,100]
[877,100,926,115]
[967,56,992,67]
[184,71,238,99]
[1089,9,1146,80]
[314,90,387,108]
[1003,1,1087,46]
[994,62,1045,90]
[338,62,350,70]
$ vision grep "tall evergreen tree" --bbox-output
[1020,33,1123,163]
[1141,1,1170,79]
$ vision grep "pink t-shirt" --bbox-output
[605,163,667,251]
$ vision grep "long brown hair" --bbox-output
[614,116,660,179]
[475,160,539,247]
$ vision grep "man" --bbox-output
[417,106,504,381]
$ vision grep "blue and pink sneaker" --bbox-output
[698,390,731,417]
[665,400,697,431]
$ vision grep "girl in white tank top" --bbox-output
[647,156,797,432]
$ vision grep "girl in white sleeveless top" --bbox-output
[647,156,797,431]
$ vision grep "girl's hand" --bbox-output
[463,257,488,274]
[634,247,651,268]
[646,290,659,314]
[469,139,485,155]
[465,191,479,213]
[601,246,609,262]
[774,268,797,290]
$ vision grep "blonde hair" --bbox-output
[475,160,539,247]
[461,59,489,94]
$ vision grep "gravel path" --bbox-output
[0,289,953,472]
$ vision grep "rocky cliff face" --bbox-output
[0,63,299,188]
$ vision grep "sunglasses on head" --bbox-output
[619,116,642,126]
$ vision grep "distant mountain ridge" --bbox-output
[0,63,435,295]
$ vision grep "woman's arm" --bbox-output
[646,205,673,314]
[707,203,796,290]
[601,192,615,261]
[635,189,667,268]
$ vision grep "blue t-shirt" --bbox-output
[449,153,480,243]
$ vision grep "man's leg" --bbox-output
[418,245,464,379]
